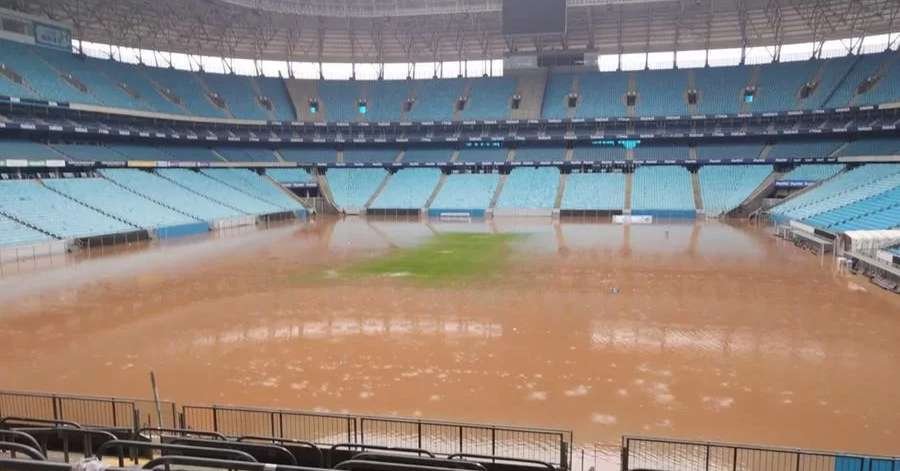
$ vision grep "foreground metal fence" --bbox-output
[0,390,177,429]
[621,436,899,471]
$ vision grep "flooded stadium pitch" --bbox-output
[1,217,899,463]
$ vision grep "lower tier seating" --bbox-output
[495,167,559,210]
[632,166,695,213]
[200,169,305,211]
[560,172,625,210]
[0,213,51,247]
[99,169,242,221]
[325,168,388,211]
[157,169,283,215]
[370,168,442,210]
[699,165,772,216]
[430,173,500,210]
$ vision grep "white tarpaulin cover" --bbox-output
[843,230,900,257]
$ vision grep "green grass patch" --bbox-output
[346,232,519,283]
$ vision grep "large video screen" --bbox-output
[502,0,566,35]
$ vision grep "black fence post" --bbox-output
[620,439,628,471]
[212,406,219,432]
[417,422,422,452]
[111,399,118,427]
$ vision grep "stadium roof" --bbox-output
[17,0,900,64]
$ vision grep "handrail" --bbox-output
[335,459,479,471]
[0,417,82,429]
[350,452,486,471]
[331,443,436,457]
[447,454,557,470]
[95,439,258,466]
[137,426,228,440]
[0,430,43,452]
[237,435,323,467]
[141,455,330,470]
[0,441,46,460]
[170,437,298,465]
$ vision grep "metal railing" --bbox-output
[182,405,358,445]
[621,436,900,471]
[0,390,177,429]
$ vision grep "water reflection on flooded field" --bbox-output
[1,217,898,466]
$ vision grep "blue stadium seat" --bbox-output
[157,168,282,214]
[100,168,240,221]
[632,166,695,213]
[325,168,388,211]
[0,213,51,247]
[635,69,688,116]
[495,167,560,210]
[430,172,499,210]
[561,172,625,210]
[201,72,270,120]
[200,169,306,211]
[699,165,772,216]
[370,168,442,209]
[694,65,749,114]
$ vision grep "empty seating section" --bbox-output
[635,69,687,116]
[696,143,762,160]
[200,169,304,211]
[50,143,123,161]
[542,73,574,119]
[141,66,228,118]
[824,54,884,107]
[157,168,281,214]
[800,56,856,109]
[266,168,315,184]
[0,214,50,246]
[402,149,452,163]
[767,140,842,159]
[632,166,695,212]
[106,144,170,160]
[576,72,629,118]
[370,168,442,209]
[44,178,195,228]
[573,146,624,162]
[343,148,399,163]
[201,73,269,120]
[838,137,900,156]
[326,168,388,211]
[806,186,900,231]
[408,78,467,122]
[365,80,410,122]
[214,146,278,162]
[514,147,565,162]
[460,77,515,120]
[279,148,336,163]
[633,144,689,161]
[699,165,772,216]
[316,81,361,122]
[0,180,134,238]
[100,169,240,220]
[35,47,143,110]
[561,172,625,210]
[855,55,900,106]
[456,148,509,163]
[694,66,748,114]
[164,146,223,162]
[0,40,90,103]
[0,140,63,160]
[255,76,296,121]
[88,59,186,115]
[771,164,900,223]
[781,164,844,181]
[752,61,819,113]
[430,173,499,210]
[496,167,560,209]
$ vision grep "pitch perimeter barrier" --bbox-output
[0,390,177,429]
[621,436,900,471]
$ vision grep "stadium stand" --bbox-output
[163,145,223,162]
[266,168,315,185]
[402,148,453,163]
[572,145,625,162]
[823,53,885,108]
[632,166,696,216]
[806,187,900,231]
[325,168,388,212]
[255,76,296,121]
[214,146,279,162]
[542,72,576,119]
[633,143,689,161]
[89,59,187,115]
[34,46,144,110]
[0,180,135,238]
[781,164,845,181]
[459,77,516,121]
[0,140,65,160]
[106,144,171,160]
[201,72,269,120]
[495,167,560,211]
[694,65,748,115]
[560,172,626,211]
[514,146,566,162]
[838,137,900,156]
[364,80,412,122]
[157,168,283,215]
[317,81,363,122]
[751,60,820,113]
[429,172,500,210]
[0,39,92,103]
[695,142,763,160]
[456,148,509,163]
[634,69,688,116]
[44,177,197,228]
[99,168,241,221]
[50,143,124,161]
[575,71,629,118]
[407,78,467,122]
[854,54,900,107]
[200,168,306,212]
[766,139,842,160]
[369,168,442,210]
[0,213,51,246]
[141,66,229,118]
[699,165,773,216]
[279,148,337,163]
[771,164,900,225]
[343,148,400,163]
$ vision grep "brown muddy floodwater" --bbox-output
[0,217,898,463]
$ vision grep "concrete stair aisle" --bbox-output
[284,79,324,121]
[566,75,580,119]
[554,173,568,209]
[564,148,574,162]
[626,73,637,117]
[508,70,549,120]
[394,150,406,164]
[686,69,699,115]
[758,144,774,160]
[452,80,474,121]
[364,171,394,210]
[740,65,762,114]
[449,150,461,163]
[624,172,633,213]
[424,173,449,210]
[315,171,340,212]
[691,171,704,215]
[730,169,784,218]
[489,174,509,209]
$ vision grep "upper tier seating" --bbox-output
[201,73,270,120]
[365,80,412,122]
[495,167,560,210]
[317,81,364,122]
[696,142,763,160]
[89,59,186,114]
[766,139,843,160]
[635,69,688,117]
[694,65,749,115]
[781,164,845,181]
[200,169,305,211]
[699,165,772,216]
[50,143,124,161]
[402,149,453,163]
[141,66,230,118]
[325,168,388,211]
[632,166,695,212]
[106,144,171,160]
[561,172,626,210]
[278,148,336,163]
[542,73,575,119]
[370,168,442,209]
[407,78,467,122]
[751,60,820,113]
[343,148,400,163]
[0,140,64,160]
[255,76,296,121]
[44,177,196,228]
[800,56,856,109]
[157,168,282,214]
[34,47,144,110]
[214,146,278,162]
[456,148,509,163]
[0,180,135,238]
[0,40,92,103]
[771,164,900,221]
[838,137,900,156]
[0,213,51,247]
[514,147,566,162]
[266,168,315,184]
[633,143,689,161]
[459,77,516,121]
[100,168,240,221]
[806,186,900,231]
[572,145,625,162]
[824,54,885,108]
[164,146,223,162]
[575,71,629,118]
[854,54,900,107]
[430,172,500,210]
